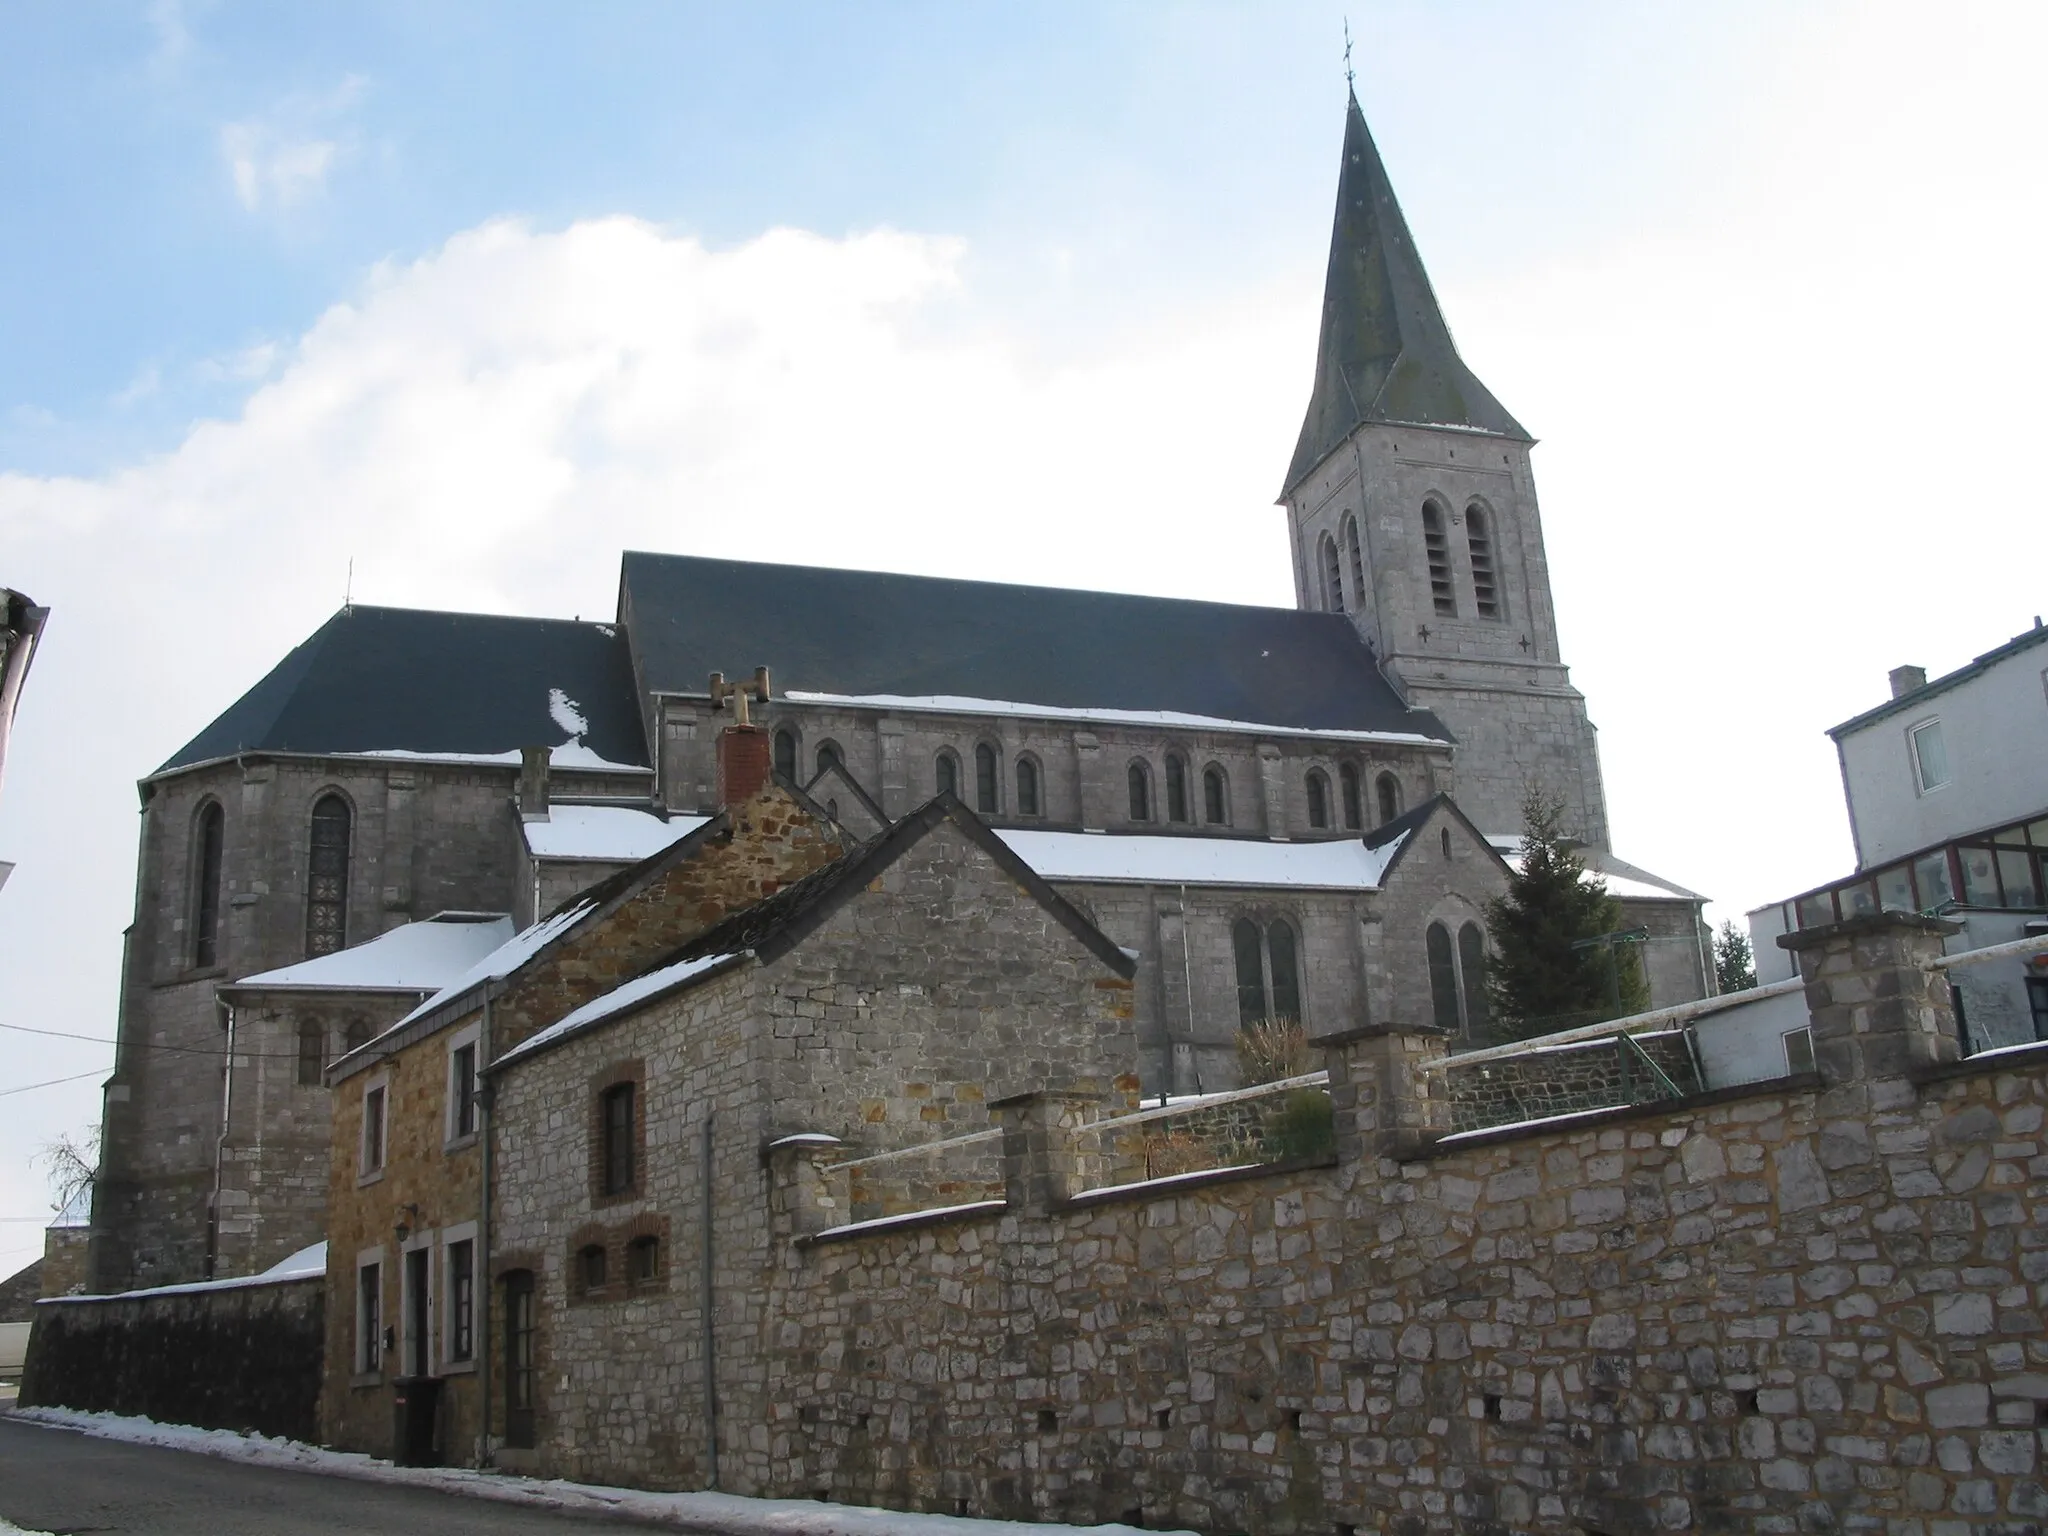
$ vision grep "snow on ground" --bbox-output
[4,1408,1183,1536]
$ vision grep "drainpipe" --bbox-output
[476,991,494,1469]
[206,994,235,1280]
[700,1111,718,1488]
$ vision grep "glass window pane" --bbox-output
[1267,923,1301,1024]
[2030,819,2048,846]
[1204,768,1226,825]
[1913,850,1955,909]
[1959,846,1999,906]
[935,754,956,797]
[1233,919,1266,1027]
[1458,924,1491,1035]
[1995,826,2029,847]
[1016,758,1039,818]
[1836,881,1877,919]
[1166,756,1188,823]
[1910,720,1950,791]
[1877,865,1916,912]
[1426,923,1461,1031]
[1796,892,1836,928]
[975,744,998,813]
[1306,773,1328,829]
[1999,848,2041,908]
[1128,763,1149,821]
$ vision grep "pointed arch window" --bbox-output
[1305,769,1331,830]
[1203,765,1228,825]
[935,751,959,799]
[1015,756,1041,818]
[1422,503,1456,616]
[1467,504,1500,619]
[1426,922,1462,1032]
[1339,763,1363,831]
[815,741,843,776]
[974,743,999,814]
[192,801,225,969]
[1376,772,1402,826]
[772,728,798,782]
[1458,923,1492,1035]
[1127,761,1152,822]
[1344,514,1367,604]
[1233,917,1303,1027]
[1320,534,1345,613]
[305,794,352,958]
[1165,754,1190,823]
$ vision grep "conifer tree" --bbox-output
[1484,788,1649,1039]
[1714,920,1757,994]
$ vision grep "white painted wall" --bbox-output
[1692,989,1812,1088]
[0,1320,29,1377]
[1836,630,2048,868]
[1748,902,1797,985]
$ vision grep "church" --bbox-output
[87,92,1709,1292]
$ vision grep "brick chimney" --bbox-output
[1888,664,1927,699]
[716,725,773,808]
[520,745,551,822]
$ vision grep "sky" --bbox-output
[2,0,2045,1269]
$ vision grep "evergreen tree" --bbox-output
[1484,788,1649,1039]
[1714,920,1757,995]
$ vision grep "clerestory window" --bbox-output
[1306,770,1331,830]
[1233,917,1303,1027]
[1128,761,1151,822]
[1376,772,1402,826]
[1203,765,1228,825]
[935,750,959,799]
[192,800,225,969]
[1015,756,1041,818]
[305,794,352,958]
[974,743,999,814]
[1165,754,1190,823]
[1339,763,1363,831]
[773,728,798,782]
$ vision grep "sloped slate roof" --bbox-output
[619,552,1449,741]
[159,605,649,774]
[1282,91,1528,497]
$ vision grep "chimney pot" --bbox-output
[520,745,551,822]
[1888,665,1926,700]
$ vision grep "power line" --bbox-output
[0,1070,109,1098]
[0,1019,341,1063]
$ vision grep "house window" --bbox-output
[1128,762,1151,822]
[974,743,1000,814]
[356,1256,382,1374]
[815,741,843,776]
[1467,505,1500,619]
[359,1080,388,1179]
[192,801,225,969]
[1232,918,1302,1027]
[1015,757,1041,818]
[1421,503,1456,617]
[1165,754,1189,823]
[445,1238,476,1363]
[1782,1027,1817,1076]
[1426,922,1461,1031]
[627,1234,659,1287]
[305,793,352,958]
[1306,770,1330,830]
[1376,772,1402,825]
[1339,763,1363,831]
[1345,515,1367,604]
[1910,719,1950,793]
[773,728,798,782]
[1458,923,1492,1035]
[503,1270,537,1448]
[578,1243,608,1295]
[1203,765,1228,825]
[448,1033,479,1142]
[935,751,959,798]
[1320,533,1345,613]
[600,1082,636,1196]
[1913,848,1956,909]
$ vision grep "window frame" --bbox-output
[814,740,844,777]
[1164,753,1190,823]
[772,727,799,783]
[1014,754,1042,818]
[1127,760,1152,822]
[1375,772,1403,826]
[600,1082,636,1198]
[626,1232,661,1290]
[357,1073,390,1185]
[502,1268,538,1448]
[1203,764,1229,826]
[1305,769,1331,830]
[304,790,354,959]
[1908,717,1951,794]
[1232,913,1305,1028]
[1339,762,1363,831]
[400,1233,435,1380]
[589,1061,646,1207]
[445,1022,481,1148]
[973,742,1001,815]
[354,1247,385,1381]
[441,1223,478,1371]
[935,749,961,800]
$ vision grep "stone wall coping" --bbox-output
[1060,1154,1338,1210]
[1417,1072,1825,1157]
[796,1199,1009,1250]
[1777,912,1962,951]
[1315,1022,1451,1047]
[1909,1037,2048,1086]
[986,1088,1108,1112]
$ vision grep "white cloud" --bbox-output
[218,76,365,212]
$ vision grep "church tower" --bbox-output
[1281,91,1611,850]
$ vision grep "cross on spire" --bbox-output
[1343,19,1354,90]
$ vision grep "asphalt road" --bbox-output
[0,1415,648,1535]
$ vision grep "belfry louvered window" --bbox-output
[305,794,352,958]
[1320,534,1345,612]
[1467,505,1500,619]
[1422,503,1455,616]
[1345,515,1367,604]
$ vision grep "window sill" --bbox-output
[350,1371,384,1390]
[356,1168,386,1188]
[443,1132,479,1155]
[438,1358,477,1376]
[590,1188,643,1211]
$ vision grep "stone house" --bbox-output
[91,85,1710,1291]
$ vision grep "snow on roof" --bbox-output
[236,913,515,992]
[998,828,1406,890]
[359,740,643,772]
[41,1240,326,1305]
[522,806,707,863]
[493,952,742,1068]
[784,690,1445,748]
[1487,836,1697,904]
[378,898,600,1039]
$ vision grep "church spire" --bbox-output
[1281,90,1527,498]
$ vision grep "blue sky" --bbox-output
[1,1,2044,1255]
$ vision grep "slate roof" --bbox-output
[619,552,1449,741]
[1282,91,1528,498]
[159,605,649,775]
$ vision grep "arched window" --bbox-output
[1459,923,1492,1035]
[1234,917,1303,1027]
[1421,503,1456,616]
[1441,827,1453,859]
[974,743,999,814]
[935,751,959,798]
[815,741,843,775]
[1345,515,1367,603]
[305,794,352,958]
[1339,763,1363,831]
[1320,533,1345,613]
[1016,756,1041,818]
[503,1269,537,1448]
[1127,761,1151,821]
[1305,770,1330,830]
[1466,505,1500,619]
[192,801,225,969]
[627,1234,659,1287]
[1165,754,1189,823]
[1203,765,1228,825]
[1426,922,1462,1031]
[1376,772,1402,826]
[773,727,798,782]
